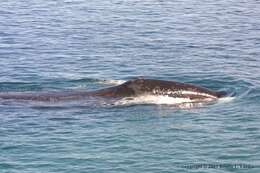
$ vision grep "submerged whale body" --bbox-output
[0,79,226,104]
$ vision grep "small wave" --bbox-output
[97,79,126,85]
[67,78,126,86]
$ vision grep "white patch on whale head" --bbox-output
[114,95,192,105]
[151,89,217,99]
[113,94,215,108]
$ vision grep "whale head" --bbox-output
[113,79,226,101]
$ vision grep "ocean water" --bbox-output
[1,0,260,172]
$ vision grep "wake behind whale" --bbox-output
[0,79,229,108]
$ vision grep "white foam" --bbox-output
[98,79,126,85]
[218,96,235,103]
[114,94,209,107]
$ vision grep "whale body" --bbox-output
[0,79,226,103]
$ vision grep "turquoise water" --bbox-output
[1,0,260,172]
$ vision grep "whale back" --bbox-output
[97,79,226,100]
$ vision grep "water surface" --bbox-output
[0,0,260,172]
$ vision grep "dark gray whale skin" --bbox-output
[0,79,226,102]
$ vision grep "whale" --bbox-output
[92,78,226,98]
[0,79,226,103]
